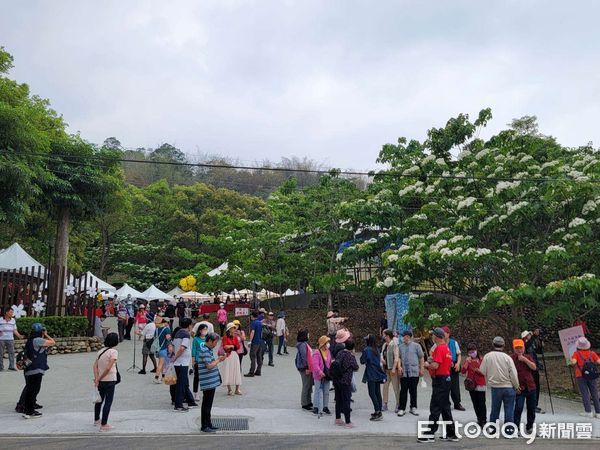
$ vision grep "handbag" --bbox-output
[164,365,177,385]
[464,377,476,391]
[92,385,102,404]
[321,352,332,381]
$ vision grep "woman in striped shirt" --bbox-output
[198,332,226,433]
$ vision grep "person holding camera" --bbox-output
[198,332,226,432]
[17,323,55,419]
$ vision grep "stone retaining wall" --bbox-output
[3,337,104,356]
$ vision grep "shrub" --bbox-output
[16,316,89,338]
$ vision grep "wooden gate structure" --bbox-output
[0,264,100,335]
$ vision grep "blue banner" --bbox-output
[384,293,412,335]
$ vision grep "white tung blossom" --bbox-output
[457,150,471,160]
[457,197,477,210]
[387,254,399,262]
[506,201,528,216]
[568,218,587,228]
[383,276,396,287]
[496,181,521,194]
[475,148,491,160]
[402,165,420,176]
[582,200,597,216]
[427,228,449,239]
[520,155,533,163]
[545,245,566,254]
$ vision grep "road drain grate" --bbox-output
[208,416,249,431]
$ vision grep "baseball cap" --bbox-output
[31,322,46,332]
[432,327,445,339]
[493,336,505,347]
[441,326,450,334]
[513,339,525,348]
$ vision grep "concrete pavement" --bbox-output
[0,317,597,441]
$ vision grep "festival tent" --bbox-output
[283,288,299,296]
[80,271,116,292]
[0,243,47,277]
[167,286,185,297]
[115,283,145,300]
[207,262,228,277]
[179,291,212,302]
[142,285,174,302]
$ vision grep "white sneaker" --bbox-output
[595,413,600,419]
[579,412,594,418]
[397,410,405,417]
[410,407,419,416]
[153,377,162,384]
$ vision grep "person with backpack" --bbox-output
[262,312,276,367]
[311,335,332,416]
[16,323,55,419]
[360,334,387,421]
[153,315,172,384]
[570,337,600,418]
[93,332,119,431]
[331,338,359,428]
[295,328,313,411]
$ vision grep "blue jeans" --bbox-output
[490,387,516,425]
[514,387,536,430]
[313,378,330,412]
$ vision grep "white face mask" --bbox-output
[326,343,330,349]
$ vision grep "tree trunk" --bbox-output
[54,207,71,269]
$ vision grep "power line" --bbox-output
[2,149,599,184]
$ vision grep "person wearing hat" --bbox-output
[418,327,458,443]
[217,303,228,337]
[232,319,247,367]
[134,304,147,341]
[220,322,242,395]
[441,326,464,411]
[16,323,55,419]
[153,314,172,384]
[326,310,347,345]
[276,311,288,356]
[398,329,424,416]
[511,338,538,433]
[569,337,600,418]
[312,335,332,416]
[137,311,157,375]
[480,336,519,432]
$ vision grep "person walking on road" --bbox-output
[172,318,199,412]
[93,332,119,431]
[417,327,458,443]
[217,304,227,336]
[570,337,600,418]
[137,314,157,375]
[461,342,487,426]
[333,338,359,428]
[0,307,24,371]
[244,311,264,377]
[263,312,276,367]
[442,326,464,411]
[480,336,519,432]
[312,335,332,416]
[512,338,537,433]
[198,332,226,432]
[360,334,387,421]
[153,315,172,384]
[381,329,401,413]
[398,330,424,417]
[220,322,242,396]
[276,311,288,355]
[295,328,314,411]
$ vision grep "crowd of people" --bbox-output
[2,303,599,440]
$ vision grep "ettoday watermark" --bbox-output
[417,420,594,444]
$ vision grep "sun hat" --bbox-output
[432,327,445,339]
[318,336,330,348]
[512,339,525,348]
[233,319,241,326]
[576,336,591,350]
[493,336,505,347]
[326,311,334,318]
[268,311,274,316]
[335,328,351,343]
[521,330,532,339]
[225,322,237,333]
[139,304,145,308]
[259,307,267,314]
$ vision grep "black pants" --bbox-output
[249,343,263,375]
[277,335,287,354]
[238,353,244,371]
[117,320,126,342]
[426,376,456,437]
[219,322,226,336]
[201,388,216,429]
[450,367,461,406]
[367,381,383,413]
[469,390,487,425]
[124,317,134,339]
[174,365,195,408]
[532,371,541,407]
[94,381,116,425]
[23,373,43,415]
[264,338,274,364]
[334,382,352,424]
[193,363,200,393]
[399,376,419,410]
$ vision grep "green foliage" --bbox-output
[16,316,89,338]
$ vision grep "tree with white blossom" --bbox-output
[340,110,600,334]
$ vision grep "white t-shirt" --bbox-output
[193,321,214,335]
[173,330,192,367]
[276,318,286,336]
[142,322,156,340]
[97,348,119,382]
[0,317,17,341]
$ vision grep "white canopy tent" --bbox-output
[179,291,212,302]
[0,243,47,277]
[80,271,116,292]
[283,288,299,296]
[167,286,185,297]
[115,283,145,300]
[207,262,228,277]
[142,285,174,302]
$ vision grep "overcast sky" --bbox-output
[2,1,599,170]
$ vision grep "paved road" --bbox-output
[0,435,595,450]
